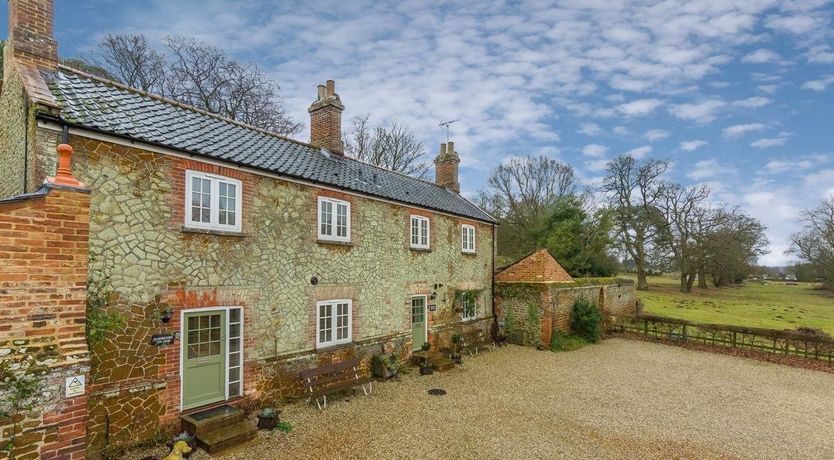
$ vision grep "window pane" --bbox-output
[188,345,198,359]
[230,352,240,368]
[211,315,220,328]
[230,309,240,323]
[228,366,239,382]
[230,338,240,353]
[209,341,220,355]
[199,343,209,356]
[188,316,198,329]
[200,315,209,329]
[210,328,220,341]
[229,381,240,397]
[230,323,240,338]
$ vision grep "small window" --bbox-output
[318,197,351,242]
[461,296,477,321]
[461,224,476,253]
[185,171,242,232]
[410,215,430,249]
[316,299,352,348]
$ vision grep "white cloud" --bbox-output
[723,123,765,138]
[624,145,653,159]
[616,99,663,117]
[680,140,708,151]
[756,84,779,94]
[733,96,771,109]
[688,159,734,180]
[585,159,610,172]
[766,14,823,34]
[643,129,669,141]
[741,48,781,64]
[808,45,834,64]
[751,133,789,148]
[578,123,601,136]
[801,76,834,91]
[669,99,726,124]
[582,143,609,157]
[763,154,828,174]
[613,126,629,135]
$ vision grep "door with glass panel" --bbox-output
[411,296,427,351]
[183,311,226,409]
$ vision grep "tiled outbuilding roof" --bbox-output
[44,67,496,223]
[495,249,574,283]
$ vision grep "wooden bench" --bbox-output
[460,329,493,357]
[299,357,373,410]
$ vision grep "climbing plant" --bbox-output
[526,303,542,348]
[453,289,483,307]
[0,368,44,460]
[86,264,123,347]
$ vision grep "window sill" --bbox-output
[315,341,354,353]
[410,247,432,253]
[317,238,353,247]
[181,226,247,237]
[461,251,477,256]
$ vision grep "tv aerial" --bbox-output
[438,119,460,143]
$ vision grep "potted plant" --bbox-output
[421,341,431,352]
[168,431,196,457]
[371,353,399,379]
[419,362,434,375]
[257,407,281,430]
[450,334,463,364]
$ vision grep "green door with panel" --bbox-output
[411,297,427,351]
[183,310,226,410]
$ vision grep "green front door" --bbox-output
[183,310,226,410]
[411,297,427,351]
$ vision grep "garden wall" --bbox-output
[495,279,636,348]
[0,182,91,459]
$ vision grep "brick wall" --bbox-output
[495,249,574,283]
[0,183,91,460]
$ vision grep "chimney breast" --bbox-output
[309,80,345,156]
[8,0,58,69]
[434,140,460,193]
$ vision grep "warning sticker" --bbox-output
[65,375,85,397]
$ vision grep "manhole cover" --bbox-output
[427,389,447,396]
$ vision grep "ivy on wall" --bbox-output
[86,264,123,348]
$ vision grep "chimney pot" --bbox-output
[447,141,455,156]
[440,143,447,156]
[326,80,335,97]
[317,85,326,100]
[46,144,85,188]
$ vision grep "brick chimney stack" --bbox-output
[435,141,460,193]
[308,80,344,156]
[7,0,59,69]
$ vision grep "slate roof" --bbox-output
[44,66,496,223]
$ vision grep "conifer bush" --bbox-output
[571,297,602,343]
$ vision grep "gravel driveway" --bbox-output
[142,339,834,459]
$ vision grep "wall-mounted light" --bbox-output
[310,276,319,285]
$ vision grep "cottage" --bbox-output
[0,1,496,457]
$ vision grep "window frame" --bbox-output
[461,224,476,253]
[184,170,243,233]
[315,299,353,348]
[461,296,477,321]
[317,197,351,243]
[409,215,431,250]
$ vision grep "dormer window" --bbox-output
[410,215,430,249]
[185,171,242,232]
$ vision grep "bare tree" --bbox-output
[343,114,429,178]
[654,182,720,293]
[477,155,580,262]
[478,155,577,226]
[95,33,167,92]
[789,197,834,288]
[601,156,667,290]
[86,33,301,135]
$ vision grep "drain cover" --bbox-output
[427,388,447,396]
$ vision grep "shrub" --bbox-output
[570,297,602,343]
[549,331,588,352]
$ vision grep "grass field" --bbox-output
[632,276,834,334]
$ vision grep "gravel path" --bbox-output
[136,339,834,459]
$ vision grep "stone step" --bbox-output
[429,356,456,372]
[195,420,257,454]
[181,405,246,436]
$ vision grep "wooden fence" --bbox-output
[612,314,834,365]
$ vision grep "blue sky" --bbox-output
[4,0,834,265]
